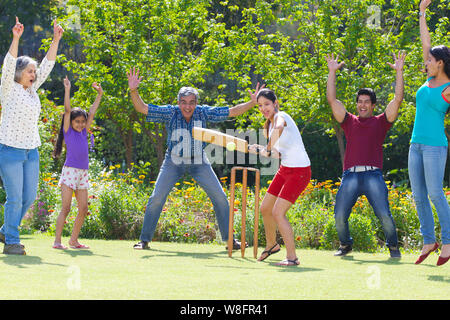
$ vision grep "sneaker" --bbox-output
[225,239,249,250]
[334,245,352,256]
[3,243,26,255]
[389,246,401,258]
[133,241,149,250]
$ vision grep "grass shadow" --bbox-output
[140,247,226,260]
[269,265,323,273]
[0,254,66,268]
[428,275,450,283]
[340,255,410,265]
[56,249,110,258]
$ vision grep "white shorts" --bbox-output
[58,166,89,190]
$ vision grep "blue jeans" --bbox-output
[0,144,39,245]
[334,169,398,247]
[408,143,450,245]
[140,152,230,242]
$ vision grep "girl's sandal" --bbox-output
[70,244,90,249]
[275,258,300,266]
[52,243,68,250]
[258,243,280,261]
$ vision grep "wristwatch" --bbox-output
[419,11,426,18]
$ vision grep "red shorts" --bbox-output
[267,165,311,204]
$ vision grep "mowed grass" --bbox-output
[0,234,449,300]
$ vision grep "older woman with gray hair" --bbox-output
[0,17,63,255]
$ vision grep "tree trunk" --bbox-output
[334,124,345,170]
[120,127,134,169]
[141,122,167,168]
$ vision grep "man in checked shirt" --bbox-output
[127,67,263,250]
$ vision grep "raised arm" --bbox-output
[228,82,264,117]
[86,82,103,131]
[46,20,64,62]
[419,0,432,64]
[326,54,347,123]
[127,67,148,115]
[385,52,406,123]
[1,17,23,100]
[32,20,62,90]
[63,76,72,133]
[8,16,23,58]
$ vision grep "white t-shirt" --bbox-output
[0,52,55,149]
[269,111,310,167]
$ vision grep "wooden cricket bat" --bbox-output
[192,127,279,158]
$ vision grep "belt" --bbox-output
[348,165,379,172]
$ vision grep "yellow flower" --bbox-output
[139,175,145,179]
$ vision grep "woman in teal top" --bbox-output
[409,0,450,267]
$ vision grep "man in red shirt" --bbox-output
[326,52,406,258]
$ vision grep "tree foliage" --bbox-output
[34,0,450,181]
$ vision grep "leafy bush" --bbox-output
[22,160,444,253]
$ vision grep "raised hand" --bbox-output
[127,67,143,91]
[387,51,407,72]
[63,75,71,90]
[249,82,265,105]
[53,20,64,42]
[92,82,103,95]
[12,16,24,39]
[326,53,345,73]
[420,0,431,12]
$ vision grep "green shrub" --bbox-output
[320,214,378,252]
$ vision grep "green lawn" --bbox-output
[0,234,448,300]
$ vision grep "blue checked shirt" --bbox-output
[146,104,229,157]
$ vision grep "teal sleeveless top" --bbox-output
[411,77,450,146]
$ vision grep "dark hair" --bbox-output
[256,88,279,138]
[53,108,88,158]
[430,45,450,79]
[356,88,377,104]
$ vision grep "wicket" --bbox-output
[227,166,260,258]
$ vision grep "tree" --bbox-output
[51,0,228,168]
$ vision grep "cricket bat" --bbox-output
[192,127,279,158]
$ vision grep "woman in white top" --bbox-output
[0,17,63,255]
[249,88,311,266]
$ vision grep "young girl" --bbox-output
[52,76,103,249]
[249,88,311,266]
